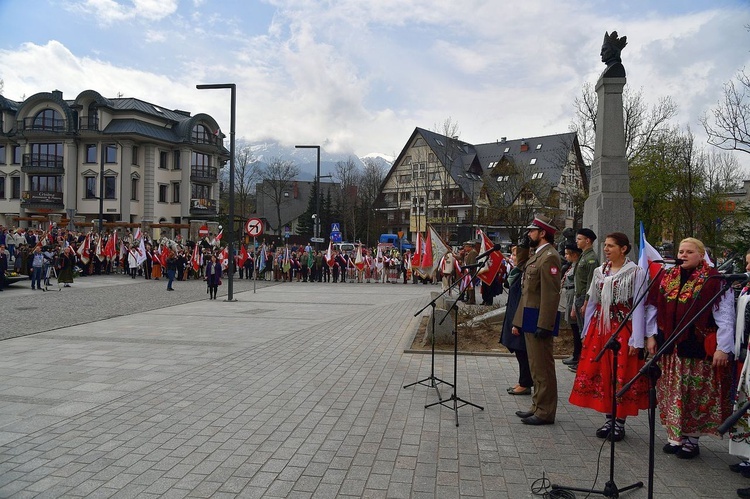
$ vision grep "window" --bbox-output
[403,156,412,165]
[536,143,542,150]
[432,190,441,200]
[132,146,139,165]
[158,184,168,202]
[30,175,63,192]
[86,144,97,163]
[173,150,180,170]
[172,182,180,203]
[530,158,537,165]
[85,176,97,199]
[105,144,117,163]
[159,151,168,169]
[131,177,139,200]
[0,145,5,164]
[504,147,510,153]
[428,153,436,163]
[412,163,425,179]
[398,174,411,184]
[30,143,63,168]
[11,177,20,198]
[12,146,21,164]
[104,176,116,199]
[531,172,544,180]
[0,177,4,198]
[32,109,63,131]
[488,161,497,169]
[192,124,211,143]
[192,183,210,199]
[400,192,410,202]
[496,175,509,182]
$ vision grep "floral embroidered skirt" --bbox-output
[730,359,750,458]
[569,319,649,418]
[657,352,732,441]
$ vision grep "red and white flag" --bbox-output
[219,247,229,270]
[239,245,249,267]
[325,241,334,267]
[638,222,663,280]
[412,232,423,275]
[133,228,142,242]
[95,237,105,262]
[191,242,201,271]
[77,234,91,264]
[104,232,117,259]
[135,237,147,266]
[476,229,505,286]
[354,244,365,271]
[216,229,223,242]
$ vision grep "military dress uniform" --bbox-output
[513,220,562,424]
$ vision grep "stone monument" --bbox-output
[582,31,634,251]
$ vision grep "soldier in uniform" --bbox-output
[512,215,562,425]
[567,228,599,372]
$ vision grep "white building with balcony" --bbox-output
[0,89,228,234]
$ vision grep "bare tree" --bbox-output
[234,144,261,219]
[360,158,386,244]
[257,157,300,235]
[701,69,750,155]
[570,83,678,165]
[333,157,361,241]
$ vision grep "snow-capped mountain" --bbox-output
[241,141,392,180]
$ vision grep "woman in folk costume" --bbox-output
[569,233,655,441]
[730,249,750,487]
[646,237,735,459]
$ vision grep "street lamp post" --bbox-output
[295,145,320,249]
[197,83,236,301]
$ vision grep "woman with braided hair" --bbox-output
[570,232,656,442]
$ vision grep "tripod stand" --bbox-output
[425,265,484,426]
[403,284,455,399]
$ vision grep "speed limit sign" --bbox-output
[245,217,264,237]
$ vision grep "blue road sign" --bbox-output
[330,231,342,243]
[331,223,340,233]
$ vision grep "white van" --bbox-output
[334,242,355,253]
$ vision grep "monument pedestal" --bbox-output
[582,76,634,249]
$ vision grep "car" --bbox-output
[334,242,355,253]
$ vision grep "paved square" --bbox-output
[0,278,745,497]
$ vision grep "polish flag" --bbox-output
[216,229,223,242]
[412,232,423,275]
[95,236,105,261]
[420,229,433,272]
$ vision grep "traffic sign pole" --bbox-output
[253,236,257,294]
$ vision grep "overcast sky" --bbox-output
[0,0,748,163]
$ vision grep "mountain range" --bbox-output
[243,141,394,181]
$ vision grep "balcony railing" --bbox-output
[190,165,218,182]
[21,153,65,173]
[192,134,221,146]
[79,116,100,131]
[190,198,217,214]
[19,118,67,132]
[21,190,64,207]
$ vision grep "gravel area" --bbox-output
[1,273,281,340]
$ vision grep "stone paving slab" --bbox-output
[0,279,746,497]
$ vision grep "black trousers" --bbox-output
[515,349,533,388]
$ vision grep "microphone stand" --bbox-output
[553,263,664,498]
[403,265,457,398]
[425,259,486,426]
[617,274,736,499]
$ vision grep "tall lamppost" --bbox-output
[295,145,320,248]
[197,83,236,301]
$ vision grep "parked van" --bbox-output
[333,242,355,253]
[378,234,414,252]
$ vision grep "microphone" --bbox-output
[714,272,750,282]
[476,243,504,260]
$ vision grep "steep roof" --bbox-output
[103,119,180,142]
